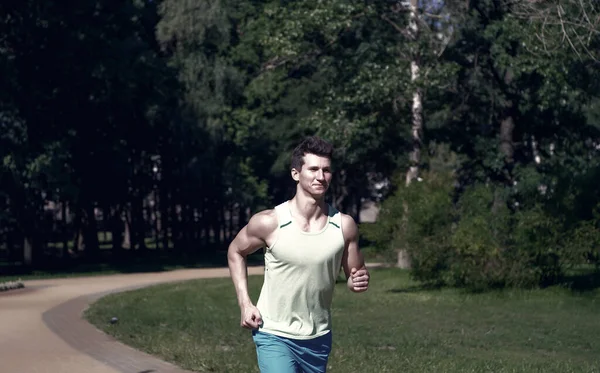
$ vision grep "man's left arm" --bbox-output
[341,214,370,293]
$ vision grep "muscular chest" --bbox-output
[268,230,344,267]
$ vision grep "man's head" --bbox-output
[290,136,334,196]
[290,136,334,172]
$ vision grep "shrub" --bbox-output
[510,204,564,286]
[369,170,600,290]
[363,170,455,285]
[0,280,25,292]
[448,184,512,289]
[563,218,600,269]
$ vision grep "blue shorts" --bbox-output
[252,330,332,373]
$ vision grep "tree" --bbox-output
[511,0,599,61]
[0,0,178,265]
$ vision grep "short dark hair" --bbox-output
[291,136,334,171]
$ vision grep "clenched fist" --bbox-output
[348,267,369,293]
[241,304,263,329]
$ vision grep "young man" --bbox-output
[227,136,370,373]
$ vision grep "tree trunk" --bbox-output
[398,0,422,269]
[333,170,348,211]
[170,203,182,252]
[499,69,516,185]
[152,191,160,250]
[500,109,515,161]
[500,112,515,181]
[72,211,83,253]
[61,201,69,258]
[83,202,99,260]
[184,203,193,250]
[23,236,33,267]
[160,194,170,252]
[122,208,132,249]
[531,135,541,164]
[217,204,224,248]
[228,203,234,242]
[111,206,124,252]
[405,0,423,187]
[157,185,170,251]
[200,198,208,247]
[131,195,146,250]
[238,204,247,232]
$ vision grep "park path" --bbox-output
[0,266,264,373]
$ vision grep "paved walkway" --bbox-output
[0,266,264,373]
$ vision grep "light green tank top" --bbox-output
[256,201,345,340]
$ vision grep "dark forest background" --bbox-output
[2,0,599,289]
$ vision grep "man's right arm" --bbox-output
[227,210,277,328]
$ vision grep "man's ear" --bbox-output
[291,168,300,182]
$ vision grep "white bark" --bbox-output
[405,0,423,187]
[398,0,423,270]
[531,135,541,164]
[122,210,131,249]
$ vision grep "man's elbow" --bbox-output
[227,242,243,263]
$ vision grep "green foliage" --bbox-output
[565,219,600,268]
[372,171,600,290]
[511,204,564,286]
[364,171,455,284]
[2,0,600,291]
[448,185,511,289]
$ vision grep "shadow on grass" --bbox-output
[562,270,600,293]
[388,283,443,294]
[385,271,600,294]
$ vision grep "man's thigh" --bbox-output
[252,331,299,373]
[291,332,332,373]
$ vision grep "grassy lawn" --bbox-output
[85,268,600,373]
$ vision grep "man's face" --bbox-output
[292,153,332,196]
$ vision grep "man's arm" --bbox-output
[341,214,370,293]
[227,209,277,328]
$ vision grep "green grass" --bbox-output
[85,268,600,373]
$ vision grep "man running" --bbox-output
[227,136,370,373]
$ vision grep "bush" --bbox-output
[510,204,564,286]
[563,218,600,268]
[0,279,24,292]
[448,184,512,289]
[363,170,455,284]
[368,170,600,291]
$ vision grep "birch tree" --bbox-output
[406,0,423,186]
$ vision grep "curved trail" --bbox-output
[0,266,264,373]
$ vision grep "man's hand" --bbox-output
[241,304,263,329]
[348,267,370,293]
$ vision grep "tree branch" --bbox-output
[557,4,582,59]
[381,14,412,38]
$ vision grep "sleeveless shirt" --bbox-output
[255,201,346,340]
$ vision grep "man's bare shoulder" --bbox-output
[340,212,358,240]
[246,209,278,238]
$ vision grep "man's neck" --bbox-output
[289,193,327,221]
